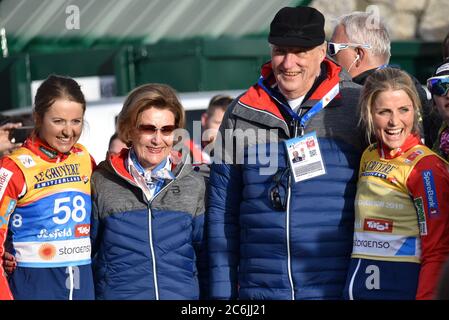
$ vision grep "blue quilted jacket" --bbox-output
[207,59,365,300]
[90,150,207,300]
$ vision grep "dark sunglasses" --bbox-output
[427,76,449,96]
[268,168,290,211]
[137,124,177,135]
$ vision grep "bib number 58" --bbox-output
[53,196,86,224]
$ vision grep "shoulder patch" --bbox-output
[404,149,424,164]
[422,170,439,217]
[414,197,427,235]
[18,154,36,168]
[0,196,16,228]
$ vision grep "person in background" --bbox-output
[207,6,364,300]
[0,74,95,300]
[329,11,440,148]
[201,95,234,148]
[427,59,449,162]
[187,94,233,165]
[345,67,449,300]
[106,132,127,157]
[90,83,207,299]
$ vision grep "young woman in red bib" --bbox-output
[0,75,95,300]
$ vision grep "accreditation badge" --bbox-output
[284,131,326,183]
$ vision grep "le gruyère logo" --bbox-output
[33,163,82,189]
[361,160,397,179]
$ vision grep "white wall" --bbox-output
[3,90,243,164]
[79,90,242,163]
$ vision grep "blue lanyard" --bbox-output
[299,83,339,126]
[257,76,301,122]
[257,76,340,129]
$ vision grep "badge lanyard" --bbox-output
[257,75,339,183]
[257,77,340,137]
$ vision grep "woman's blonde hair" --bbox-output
[359,67,422,144]
[117,83,185,146]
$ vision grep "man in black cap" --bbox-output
[207,6,364,300]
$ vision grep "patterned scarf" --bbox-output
[126,148,175,199]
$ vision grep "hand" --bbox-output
[0,122,23,155]
[3,251,17,274]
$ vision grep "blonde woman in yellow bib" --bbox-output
[344,68,449,300]
[0,75,95,300]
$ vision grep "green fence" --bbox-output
[390,41,442,84]
[0,48,121,110]
[0,38,443,111]
[131,38,271,92]
[0,54,31,110]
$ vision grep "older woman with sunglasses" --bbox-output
[90,83,207,300]
[427,59,449,161]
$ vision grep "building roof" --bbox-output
[0,0,305,53]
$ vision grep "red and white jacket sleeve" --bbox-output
[0,157,25,300]
[407,155,449,300]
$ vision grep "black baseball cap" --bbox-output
[268,6,325,48]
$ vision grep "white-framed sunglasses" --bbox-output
[327,42,371,56]
[427,75,449,96]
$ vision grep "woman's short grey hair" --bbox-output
[117,83,185,147]
[335,11,391,64]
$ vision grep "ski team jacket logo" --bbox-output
[353,146,434,263]
[7,145,92,268]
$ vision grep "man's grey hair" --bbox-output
[335,11,391,64]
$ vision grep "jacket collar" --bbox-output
[23,135,82,162]
[377,133,422,159]
[352,68,375,85]
[237,58,342,133]
[108,148,188,184]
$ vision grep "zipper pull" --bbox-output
[298,126,304,137]
[294,125,304,137]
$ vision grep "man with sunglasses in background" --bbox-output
[207,6,365,300]
[427,59,449,161]
[330,11,440,148]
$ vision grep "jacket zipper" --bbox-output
[145,162,187,300]
[146,205,159,300]
[286,116,303,301]
[285,174,295,300]
[110,149,192,299]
